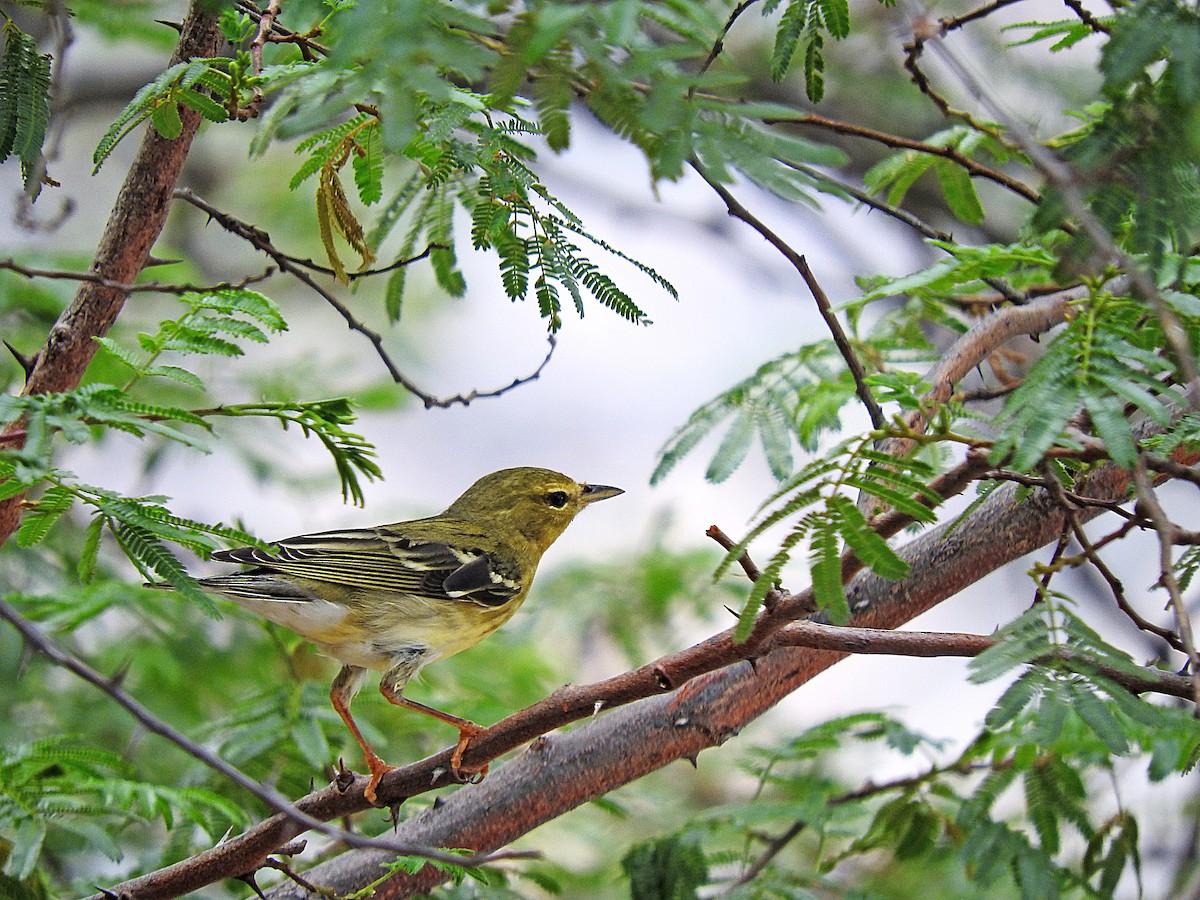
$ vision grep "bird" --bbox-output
[186,466,622,803]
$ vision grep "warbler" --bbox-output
[187,467,622,803]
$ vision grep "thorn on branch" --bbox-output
[235,872,268,900]
[5,341,36,379]
[334,758,356,793]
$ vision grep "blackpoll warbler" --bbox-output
[193,467,622,802]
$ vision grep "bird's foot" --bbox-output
[363,754,396,805]
[449,723,489,783]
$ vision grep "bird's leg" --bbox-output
[330,665,392,804]
[379,666,489,780]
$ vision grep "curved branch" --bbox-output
[264,445,1197,898]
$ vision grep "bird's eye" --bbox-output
[545,491,569,508]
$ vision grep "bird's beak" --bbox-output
[581,482,623,504]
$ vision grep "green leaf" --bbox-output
[819,0,851,38]
[706,407,755,483]
[934,159,985,224]
[810,521,849,622]
[804,32,825,103]
[78,514,105,583]
[984,670,1041,729]
[1083,392,1136,468]
[828,495,908,580]
[1072,689,1130,754]
[176,86,229,123]
[16,484,74,547]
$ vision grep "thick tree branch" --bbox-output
[264,448,1197,898]
[0,3,224,546]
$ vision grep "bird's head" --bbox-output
[446,467,623,551]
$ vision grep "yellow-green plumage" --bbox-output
[194,466,622,802]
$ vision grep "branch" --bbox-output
[767,111,1041,205]
[876,283,1085,462]
[0,257,276,295]
[260,447,1199,897]
[88,437,1198,898]
[691,161,887,431]
[172,188,558,409]
[1132,459,1200,707]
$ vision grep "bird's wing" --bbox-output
[211,527,521,608]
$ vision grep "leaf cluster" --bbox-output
[0,737,247,883]
[1033,0,1200,266]
[653,342,860,487]
[0,20,51,195]
[765,0,855,102]
[366,94,671,330]
[864,126,1017,226]
[723,437,940,634]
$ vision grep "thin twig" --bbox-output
[1060,0,1111,34]
[939,0,1025,32]
[173,188,557,409]
[1131,459,1200,707]
[1035,461,1185,652]
[0,258,276,295]
[768,111,1041,205]
[706,524,763,582]
[691,163,886,430]
[234,0,329,58]
[695,0,759,79]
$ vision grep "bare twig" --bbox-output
[691,162,886,431]
[1132,459,1200,707]
[234,0,330,58]
[173,188,557,409]
[1061,0,1111,34]
[695,0,759,79]
[706,524,763,583]
[1033,462,1185,652]
[0,258,276,295]
[768,111,1041,205]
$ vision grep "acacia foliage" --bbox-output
[3,0,1200,897]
